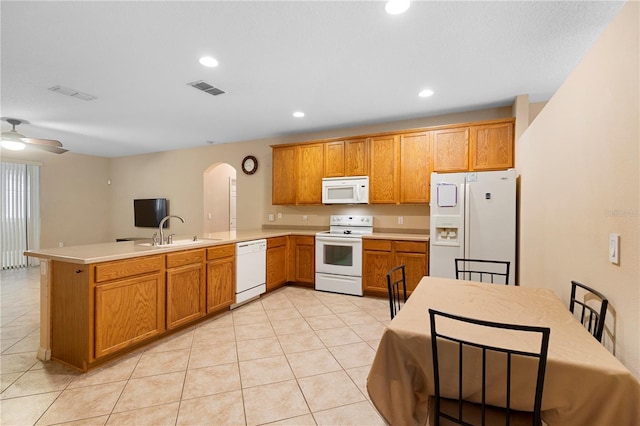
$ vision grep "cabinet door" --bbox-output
[324,141,345,177]
[399,132,431,203]
[206,256,235,313]
[95,273,165,358]
[267,245,288,291]
[369,135,399,203]
[362,249,394,296]
[396,251,428,293]
[432,127,469,172]
[470,122,514,171]
[166,263,205,329]
[344,138,368,176]
[272,145,297,205]
[297,143,324,204]
[292,237,315,283]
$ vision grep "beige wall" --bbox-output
[517,2,639,378]
[1,151,111,249]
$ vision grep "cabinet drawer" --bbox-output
[363,239,392,252]
[395,241,428,253]
[267,236,288,249]
[207,244,235,261]
[94,255,164,283]
[294,236,314,246]
[166,249,204,269]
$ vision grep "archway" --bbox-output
[203,163,237,233]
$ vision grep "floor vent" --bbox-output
[188,80,226,96]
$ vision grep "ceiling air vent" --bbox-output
[48,85,97,101]
[188,80,226,96]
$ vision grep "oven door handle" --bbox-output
[316,236,361,244]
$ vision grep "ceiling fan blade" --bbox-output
[21,137,64,148]
[22,138,68,154]
[33,145,69,154]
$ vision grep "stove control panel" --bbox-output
[329,215,373,227]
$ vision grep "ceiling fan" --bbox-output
[1,118,68,154]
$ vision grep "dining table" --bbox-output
[367,276,640,426]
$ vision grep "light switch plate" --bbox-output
[609,233,620,264]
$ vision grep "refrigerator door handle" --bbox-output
[464,180,471,258]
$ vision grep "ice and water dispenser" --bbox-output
[433,216,460,245]
[432,182,461,246]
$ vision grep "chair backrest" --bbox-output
[569,280,609,343]
[455,258,510,284]
[387,265,407,319]
[429,309,550,426]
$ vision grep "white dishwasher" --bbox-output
[234,239,266,308]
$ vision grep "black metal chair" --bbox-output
[455,258,511,285]
[387,265,407,319]
[569,280,609,343]
[428,309,550,426]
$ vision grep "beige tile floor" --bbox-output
[1,267,391,425]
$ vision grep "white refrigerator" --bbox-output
[429,169,517,284]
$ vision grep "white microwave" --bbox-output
[322,176,369,204]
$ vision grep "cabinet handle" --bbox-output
[76,269,83,274]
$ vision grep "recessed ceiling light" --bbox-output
[418,89,434,98]
[199,56,219,67]
[385,0,410,15]
[293,112,305,118]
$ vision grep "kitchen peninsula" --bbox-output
[25,229,315,372]
[27,229,429,372]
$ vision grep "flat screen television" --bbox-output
[134,198,168,228]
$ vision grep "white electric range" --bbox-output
[315,215,373,296]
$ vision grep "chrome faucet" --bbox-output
[158,215,185,245]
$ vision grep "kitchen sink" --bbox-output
[138,238,220,247]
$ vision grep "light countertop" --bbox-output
[25,228,428,264]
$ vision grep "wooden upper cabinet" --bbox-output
[344,138,368,176]
[470,121,514,171]
[432,127,470,172]
[399,132,431,203]
[323,138,368,178]
[324,141,345,177]
[272,145,297,205]
[297,143,324,204]
[369,135,399,204]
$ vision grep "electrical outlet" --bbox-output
[398,216,404,225]
[277,212,282,219]
[302,215,308,222]
[268,214,275,222]
[58,242,64,247]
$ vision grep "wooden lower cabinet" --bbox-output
[362,240,394,295]
[362,239,429,297]
[95,272,165,358]
[289,236,315,284]
[166,249,206,330]
[267,236,288,291]
[206,244,236,312]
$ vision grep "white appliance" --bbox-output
[429,170,517,284]
[315,215,373,296]
[322,176,369,204]
[234,239,266,307]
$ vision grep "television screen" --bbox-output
[134,198,168,228]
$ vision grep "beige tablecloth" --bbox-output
[367,277,640,426]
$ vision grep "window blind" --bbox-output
[1,161,40,269]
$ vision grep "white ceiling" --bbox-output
[1,1,625,158]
